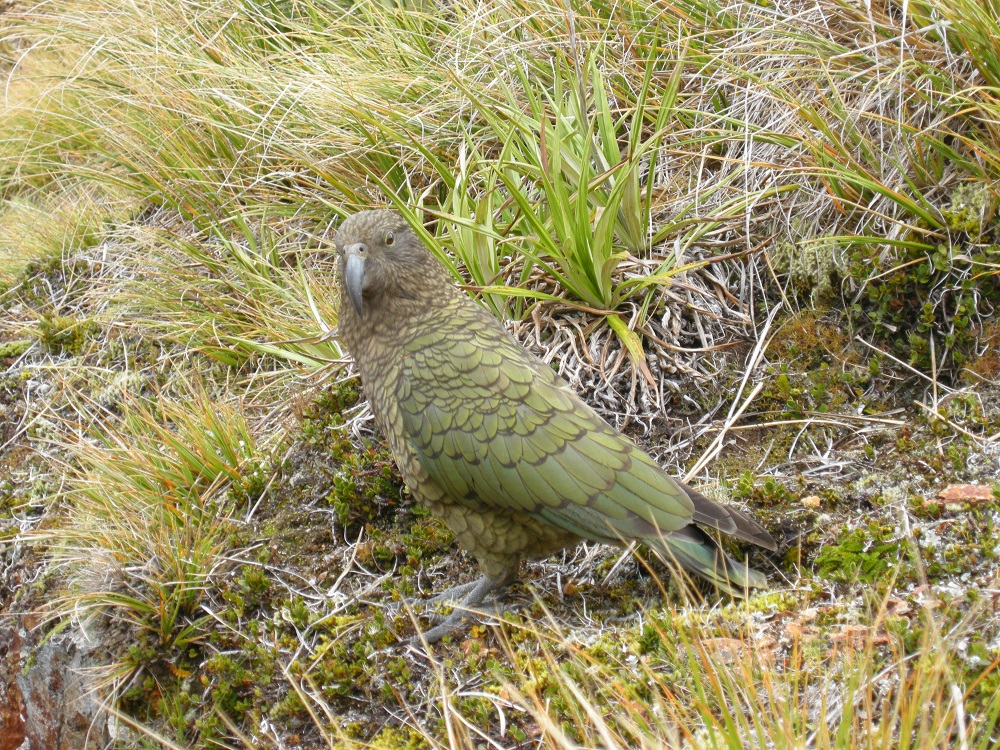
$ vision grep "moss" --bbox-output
[367,727,432,749]
[0,339,32,359]
[769,182,1000,378]
[963,321,1000,383]
[941,183,998,235]
[297,386,357,450]
[201,651,272,718]
[290,379,408,531]
[813,525,911,586]
[747,590,799,613]
[757,312,875,419]
[218,565,274,622]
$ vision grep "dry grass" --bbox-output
[4,0,993,419]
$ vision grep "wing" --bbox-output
[396,305,702,544]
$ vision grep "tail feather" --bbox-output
[684,485,777,551]
[650,525,768,597]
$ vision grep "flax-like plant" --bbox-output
[420,49,702,373]
[465,51,681,311]
[435,143,517,318]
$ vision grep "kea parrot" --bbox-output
[333,209,776,642]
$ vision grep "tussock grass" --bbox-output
[0,187,101,281]
[43,385,262,691]
[6,0,996,399]
[114,215,344,368]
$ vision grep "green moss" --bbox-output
[909,494,943,520]
[941,183,998,235]
[747,590,799,613]
[293,380,362,444]
[313,378,362,416]
[769,183,1000,378]
[219,565,273,621]
[757,312,873,417]
[813,525,910,585]
[368,727,431,749]
[0,339,32,359]
[293,379,408,530]
[361,514,454,596]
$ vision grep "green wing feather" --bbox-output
[398,308,698,540]
[397,304,772,594]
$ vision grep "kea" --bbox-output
[334,209,776,642]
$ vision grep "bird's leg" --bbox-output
[388,573,517,629]
[407,571,515,645]
[386,579,482,621]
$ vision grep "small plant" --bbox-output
[36,313,100,355]
[813,525,910,586]
[732,470,795,507]
[850,234,1000,373]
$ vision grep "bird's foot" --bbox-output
[385,579,482,619]
[404,599,518,644]
[412,579,483,608]
[402,572,515,646]
[425,579,485,604]
[407,608,478,644]
[417,597,514,626]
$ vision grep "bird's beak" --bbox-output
[343,245,366,317]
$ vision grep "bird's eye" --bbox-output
[384,231,395,246]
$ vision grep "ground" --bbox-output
[1,231,999,747]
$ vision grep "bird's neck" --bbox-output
[338,280,465,353]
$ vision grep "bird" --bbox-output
[333,209,776,643]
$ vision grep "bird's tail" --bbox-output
[649,525,768,597]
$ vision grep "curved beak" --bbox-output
[343,245,366,317]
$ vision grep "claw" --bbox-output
[400,571,517,645]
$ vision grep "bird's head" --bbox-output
[333,210,438,318]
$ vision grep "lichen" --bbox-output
[941,183,998,235]
[771,229,846,305]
